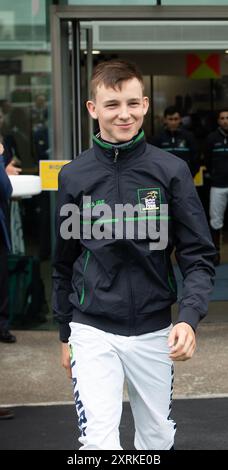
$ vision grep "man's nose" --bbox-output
[118,106,130,119]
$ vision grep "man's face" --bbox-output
[36,95,46,109]
[164,112,181,132]
[218,111,228,132]
[86,78,149,143]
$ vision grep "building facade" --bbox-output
[1,0,228,320]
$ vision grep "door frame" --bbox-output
[51,4,228,160]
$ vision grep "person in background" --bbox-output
[53,60,215,450]
[31,94,48,131]
[204,108,228,266]
[151,105,200,177]
[32,121,51,260]
[0,99,12,128]
[0,142,16,420]
[0,142,17,344]
[0,106,22,174]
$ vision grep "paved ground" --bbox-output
[1,304,228,405]
[0,399,228,450]
[1,323,228,404]
[1,302,228,450]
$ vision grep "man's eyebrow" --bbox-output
[103,99,119,105]
[103,98,141,105]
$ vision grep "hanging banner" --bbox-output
[186,53,220,79]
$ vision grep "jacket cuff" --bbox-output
[59,323,71,343]
[177,307,202,331]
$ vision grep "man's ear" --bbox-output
[86,100,97,119]
[143,96,149,116]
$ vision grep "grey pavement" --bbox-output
[1,302,228,451]
[1,302,228,406]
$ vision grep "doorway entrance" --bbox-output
[50,5,228,160]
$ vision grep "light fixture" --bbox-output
[84,50,101,55]
[225,50,228,54]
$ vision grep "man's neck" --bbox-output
[93,129,144,150]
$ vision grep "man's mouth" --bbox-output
[116,123,133,128]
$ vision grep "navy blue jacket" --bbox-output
[205,127,228,187]
[53,132,215,342]
[0,155,12,250]
[151,127,200,177]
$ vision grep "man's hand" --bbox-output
[6,160,22,176]
[61,343,72,379]
[168,322,196,361]
[0,143,4,155]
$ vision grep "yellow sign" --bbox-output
[194,166,205,187]
[39,160,71,190]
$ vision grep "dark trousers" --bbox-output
[0,242,9,331]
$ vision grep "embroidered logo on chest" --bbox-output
[137,188,161,213]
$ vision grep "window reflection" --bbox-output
[0,0,52,331]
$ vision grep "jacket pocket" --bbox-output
[71,249,129,319]
[133,252,177,315]
[79,249,91,306]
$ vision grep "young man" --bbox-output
[205,108,228,265]
[53,60,215,450]
[152,106,200,177]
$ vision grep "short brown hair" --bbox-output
[90,59,144,99]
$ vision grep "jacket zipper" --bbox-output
[79,249,91,305]
[114,148,119,163]
[114,148,120,201]
[113,147,135,333]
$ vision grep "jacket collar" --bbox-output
[93,129,146,165]
[218,127,228,139]
[164,126,183,137]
